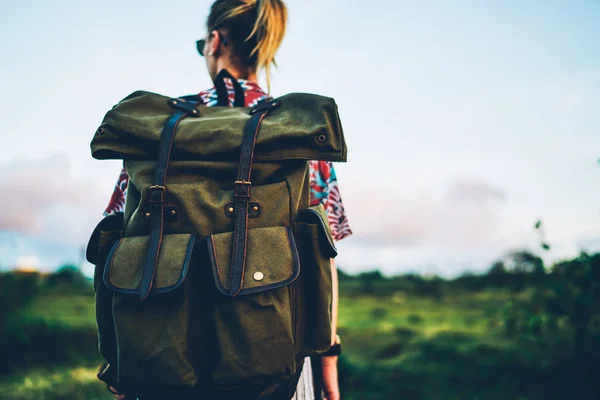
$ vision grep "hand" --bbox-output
[108,386,128,400]
[321,355,340,400]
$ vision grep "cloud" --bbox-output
[0,231,85,271]
[15,255,40,270]
[340,186,437,246]
[0,154,108,246]
[432,178,508,249]
[443,178,506,205]
[577,235,600,254]
[341,176,508,249]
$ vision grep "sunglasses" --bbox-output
[196,32,228,57]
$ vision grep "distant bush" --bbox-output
[374,341,405,360]
[406,314,423,325]
[370,307,388,320]
[45,265,92,295]
[0,315,98,374]
[0,269,97,375]
[497,252,600,398]
[0,271,42,323]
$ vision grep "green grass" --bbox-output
[20,294,96,330]
[334,289,559,399]
[0,286,555,399]
[337,290,513,364]
[0,364,111,400]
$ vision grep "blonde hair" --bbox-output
[207,0,287,93]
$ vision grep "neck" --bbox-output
[215,60,258,83]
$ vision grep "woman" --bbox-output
[104,1,352,399]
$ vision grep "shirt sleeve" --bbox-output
[309,161,352,241]
[103,167,129,216]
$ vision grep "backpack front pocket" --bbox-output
[206,226,300,388]
[103,233,198,389]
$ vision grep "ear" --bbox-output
[208,30,221,57]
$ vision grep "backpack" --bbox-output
[86,78,347,399]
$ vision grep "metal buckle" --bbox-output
[148,185,166,204]
[233,180,251,200]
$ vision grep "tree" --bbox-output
[508,250,545,275]
[488,260,507,275]
[45,264,90,292]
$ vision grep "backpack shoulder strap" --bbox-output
[138,97,200,300]
[228,98,280,296]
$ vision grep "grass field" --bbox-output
[335,289,545,400]
[0,364,109,400]
[6,254,600,399]
[1,285,546,400]
[22,294,96,329]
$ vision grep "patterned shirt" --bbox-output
[104,79,352,241]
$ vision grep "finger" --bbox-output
[323,390,340,400]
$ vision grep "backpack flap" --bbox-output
[91,91,347,163]
[207,226,300,296]
[103,233,196,294]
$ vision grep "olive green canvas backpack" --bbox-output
[86,86,347,398]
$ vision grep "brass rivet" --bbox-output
[228,207,234,213]
[318,134,326,142]
[253,272,264,281]
[253,206,259,212]
[145,212,151,217]
[171,210,176,215]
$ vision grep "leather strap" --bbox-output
[214,69,245,107]
[138,97,199,300]
[228,99,280,296]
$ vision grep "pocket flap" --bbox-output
[297,205,338,258]
[207,226,300,296]
[86,212,124,264]
[103,233,196,294]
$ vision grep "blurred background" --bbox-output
[1,0,600,399]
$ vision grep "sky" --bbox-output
[1,0,599,277]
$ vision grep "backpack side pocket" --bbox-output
[86,213,124,388]
[293,205,338,357]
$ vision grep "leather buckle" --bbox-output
[234,180,251,200]
[148,185,165,204]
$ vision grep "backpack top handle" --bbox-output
[214,68,245,107]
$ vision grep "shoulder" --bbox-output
[240,81,271,107]
[309,161,337,182]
